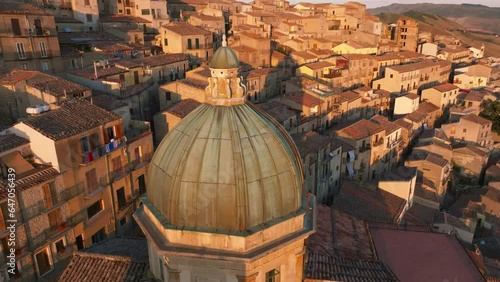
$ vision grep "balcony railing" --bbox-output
[127,152,153,172]
[81,136,127,165]
[320,171,333,182]
[387,138,402,149]
[125,1,135,7]
[22,183,85,221]
[0,27,56,37]
[372,138,384,147]
[29,209,87,251]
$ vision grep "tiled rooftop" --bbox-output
[90,91,129,111]
[0,165,60,199]
[258,101,297,123]
[370,115,400,135]
[305,252,399,282]
[26,73,90,97]
[178,78,208,89]
[0,3,50,15]
[433,83,459,92]
[22,101,120,141]
[453,143,488,157]
[292,131,333,158]
[334,181,407,223]
[340,90,362,102]
[339,119,384,140]
[402,202,437,226]
[284,92,323,107]
[380,166,417,182]
[303,61,334,70]
[135,53,188,68]
[434,212,471,231]
[162,22,211,36]
[99,14,151,23]
[0,134,29,153]
[462,113,492,125]
[58,31,122,44]
[166,99,202,118]
[389,60,441,73]
[371,228,485,282]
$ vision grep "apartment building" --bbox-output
[370,115,403,170]
[332,42,377,55]
[65,59,156,121]
[0,3,63,73]
[421,83,459,110]
[158,66,210,109]
[335,119,387,182]
[453,64,492,89]
[441,114,493,149]
[231,32,271,69]
[160,22,214,66]
[292,131,343,204]
[1,101,153,280]
[437,46,471,64]
[373,60,451,94]
[406,152,451,202]
[393,93,420,115]
[153,98,202,145]
[394,17,418,52]
[187,13,225,34]
[242,68,281,103]
[0,68,92,121]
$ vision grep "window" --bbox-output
[164,38,168,46]
[120,216,127,226]
[35,248,52,276]
[138,174,146,194]
[75,235,84,250]
[141,9,150,15]
[84,0,90,5]
[87,200,103,219]
[21,63,28,70]
[266,269,280,282]
[85,168,98,194]
[41,61,49,71]
[16,43,26,59]
[39,42,47,57]
[463,129,466,133]
[54,238,66,253]
[91,228,106,244]
[11,19,21,36]
[86,14,92,22]
[117,187,126,210]
[187,38,192,49]
[195,38,200,49]
[165,91,171,101]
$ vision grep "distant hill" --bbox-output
[368,3,500,34]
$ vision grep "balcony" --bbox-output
[323,72,342,79]
[372,138,384,147]
[110,167,128,182]
[81,136,127,165]
[387,138,402,149]
[59,3,72,10]
[22,183,85,221]
[124,1,134,7]
[320,171,333,182]
[29,210,87,251]
[127,152,153,172]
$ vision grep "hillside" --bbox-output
[375,11,500,57]
[368,3,500,34]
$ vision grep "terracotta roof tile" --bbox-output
[0,165,60,199]
[258,101,297,124]
[402,202,437,226]
[166,99,202,118]
[284,92,323,107]
[462,113,492,125]
[99,14,151,23]
[135,53,188,68]
[340,119,384,140]
[0,3,50,15]
[0,134,29,153]
[304,61,334,70]
[433,83,459,92]
[305,252,399,282]
[162,22,211,36]
[26,73,90,97]
[334,181,407,223]
[22,101,120,141]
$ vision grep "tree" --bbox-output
[480,99,500,134]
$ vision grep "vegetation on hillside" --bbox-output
[480,100,500,134]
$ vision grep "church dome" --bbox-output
[209,36,239,69]
[147,102,304,232]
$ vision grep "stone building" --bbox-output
[134,40,315,281]
[1,101,153,280]
[0,3,63,73]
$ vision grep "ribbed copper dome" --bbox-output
[209,46,239,69]
[147,103,304,232]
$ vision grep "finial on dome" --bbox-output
[222,34,227,47]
